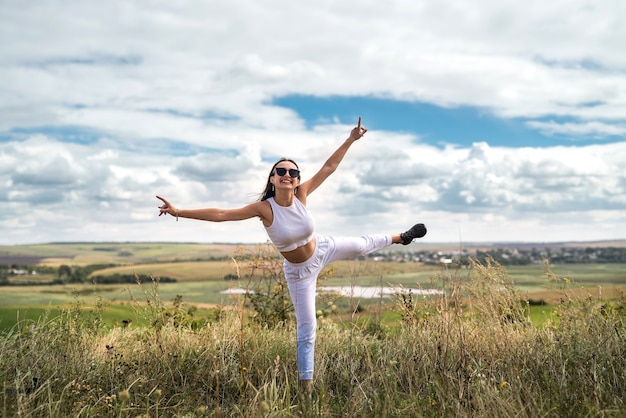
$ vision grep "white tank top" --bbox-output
[264,197,315,252]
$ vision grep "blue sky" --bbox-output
[278,94,626,150]
[274,95,581,148]
[1,0,625,245]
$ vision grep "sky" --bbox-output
[1,0,625,246]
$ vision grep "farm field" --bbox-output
[1,242,625,332]
[0,242,247,266]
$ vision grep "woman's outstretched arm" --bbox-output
[297,117,367,199]
[157,195,270,224]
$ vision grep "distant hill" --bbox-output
[454,240,626,250]
[1,240,625,266]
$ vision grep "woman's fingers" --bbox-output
[355,117,366,137]
[156,195,174,216]
[348,117,366,140]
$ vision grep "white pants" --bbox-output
[283,234,393,380]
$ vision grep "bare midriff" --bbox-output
[280,237,316,264]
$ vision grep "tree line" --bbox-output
[0,263,175,285]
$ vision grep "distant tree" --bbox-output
[58,265,72,283]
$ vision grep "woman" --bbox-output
[156,118,427,393]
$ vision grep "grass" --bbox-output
[0,290,559,333]
[1,252,625,417]
[0,281,242,331]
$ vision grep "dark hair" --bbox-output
[259,158,300,201]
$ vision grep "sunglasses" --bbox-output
[274,167,300,178]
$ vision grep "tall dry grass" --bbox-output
[1,252,625,417]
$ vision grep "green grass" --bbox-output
[0,304,145,330]
[0,281,244,331]
[0,244,626,417]
[1,255,624,417]
[0,282,560,333]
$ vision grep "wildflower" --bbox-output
[153,389,163,398]
[117,389,130,402]
[500,381,509,389]
[259,401,270,413]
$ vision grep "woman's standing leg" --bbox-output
[283,237,331,392]
[285,269,317,382]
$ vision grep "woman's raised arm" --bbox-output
[297,118,367,199]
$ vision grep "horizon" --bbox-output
[3,238,626,249]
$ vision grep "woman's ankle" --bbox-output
[298,379,312,394]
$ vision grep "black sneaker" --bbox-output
[400,223,427,245]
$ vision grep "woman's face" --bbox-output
[271,161,300,191]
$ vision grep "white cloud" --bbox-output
[526,120,626,138]
[1,0,625,244]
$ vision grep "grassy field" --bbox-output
[1,249,624,417]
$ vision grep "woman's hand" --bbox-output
[348,116,367,141]
[156,195,177,217]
